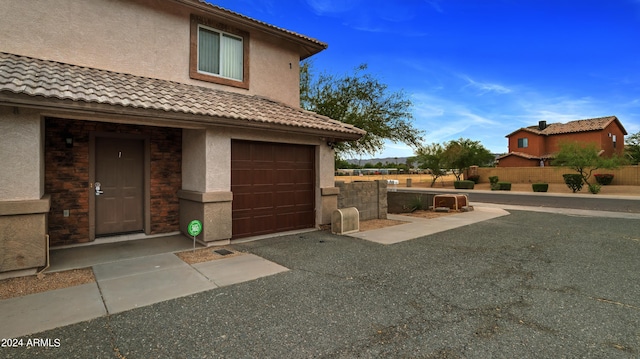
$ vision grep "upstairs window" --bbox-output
[198,26,243,80]
[190,15,249,89]
[517,137,528,148]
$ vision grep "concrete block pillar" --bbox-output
[177,190,232,245]
[320,187,340,224]
[376,180,388,220]
[180,128,232,244]
[0,106,49,276]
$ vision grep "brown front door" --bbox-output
[231,140,315,239]
[95,137,144,236]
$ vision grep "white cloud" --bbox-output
[409,92,505,151]
[371,63,640,158]
[424,0,444,13]
[304,0,361,15]
[460,75,512,95]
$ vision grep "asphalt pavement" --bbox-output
[3,206,639,358]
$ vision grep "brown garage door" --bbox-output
[231,140,315,239]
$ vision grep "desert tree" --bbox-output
[552,141,626,190]
[301,61,424,158]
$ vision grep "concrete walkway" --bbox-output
[349,206,510,244]
[0,240,288,339]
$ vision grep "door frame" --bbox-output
[89,132,151,241]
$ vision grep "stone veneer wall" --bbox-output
[45,118,181,246]
[335,180,387,220]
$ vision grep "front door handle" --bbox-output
[95,182,104,196]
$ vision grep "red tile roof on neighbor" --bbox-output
[506,116,627,137]
[495,151,546,160]
[0,52,365,139]
[497,149,605,161]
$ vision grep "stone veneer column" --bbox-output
[0,106,50,277]
[180,128,232,244]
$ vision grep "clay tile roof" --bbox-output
[496,152,544,160]
[186,0,327,58]
[507,116,627,137]
[0,52,364,139]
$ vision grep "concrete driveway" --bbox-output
[3,209,640,358]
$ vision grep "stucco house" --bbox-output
[0,0,365,277]
[496,116,627,167]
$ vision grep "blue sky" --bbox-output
[212,0,640,158]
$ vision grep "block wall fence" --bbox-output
[335,180,387,220]
[471,166,640,185]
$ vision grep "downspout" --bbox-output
[36,234,50,276]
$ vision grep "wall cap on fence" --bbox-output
[321,187,340,196]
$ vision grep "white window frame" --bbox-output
[517,137,528,148]
[197,24,244,82]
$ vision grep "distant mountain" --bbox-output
[344,154,503,168]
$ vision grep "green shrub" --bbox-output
[409,195,425,212]
[467,175,480,184]
[497,182,511,191]
[588,183,602,194]
[453,180,475,189]
[489,176,500,190]
[594,174,614,185]
[562,174,584,193]
[532,183,549,192]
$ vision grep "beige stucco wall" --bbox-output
[0,106,44,201]
[182,128,231,193]
[1,0,303,106]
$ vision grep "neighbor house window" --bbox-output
[517,137,528,148]
[190,15,249,89]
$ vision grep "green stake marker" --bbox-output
[187,219,202,251]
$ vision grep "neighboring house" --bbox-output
[0,0,364,277]
[497,116,627,167]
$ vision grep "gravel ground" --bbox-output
[4,210,640,358]
[0,269,95,300]
[175,246,242,264]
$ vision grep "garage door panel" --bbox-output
[276,213,298,228]
[232,193,253,207]
[276,169,295,184]
[296,190,314,203]
[296,169,313,182]
[231,140,315,239]
[231,170,254,185]
[275,192,295,207]
[253,147,274,161]
[254,170,274,184]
